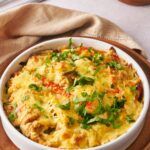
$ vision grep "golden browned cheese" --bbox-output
[3,42,143,149]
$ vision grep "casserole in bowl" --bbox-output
[0,37,149,150]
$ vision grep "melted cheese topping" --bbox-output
[3,42,143,149]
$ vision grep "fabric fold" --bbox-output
[0,3,147,68]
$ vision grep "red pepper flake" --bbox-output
[42,77,71,97]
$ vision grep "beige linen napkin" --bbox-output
[0,3,146,75]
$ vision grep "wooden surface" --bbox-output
[119,0,150,6]
[0,37,150,150]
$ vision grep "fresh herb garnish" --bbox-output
[22,95,30,102]
[72,53,80,61]
[59,51,69,60]
[68,116,75,125]
[68,38,73,49]
[74,94,125,129]
[130,86,137,92]
[94,66,106,75]
[73,96,87,103]
[81,92,88,97]
[107,61,123,70]
[92,52,104,65]
[113,97,126,109]
[29,84,42,92]
[94,67,100,75]
[8,113,16,122]
[74,102,86,117]
[74,92,124,129]
[94,101,105,115]
[13,102,17,108]
[106,97,126,128]
[87,116,109,126]
[81,123,91,129]
[112,121,122,129]
[51,51,69,61]
[35,73,42,79]
[80,43,83,47]
[74,102,94,129]
[84,106,121,128]
[88,47,93,52]
[87,91,104,102]
[94,97,125,129]
[45,57,51,65]
[33,102,44,112]
[58,102,71,110]
[81,113,93,122]
[51,52,59,61]
[105,105,121,128]
[73,76,94,86]
[80,113,93,129]
[98,92,105,100]
[66,86,73,93]
[87,92,105,115]
[126,114,135,123]
[74,91,105,104]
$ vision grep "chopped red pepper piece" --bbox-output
[112,53,120,61]
[86,101,93,109]
[85,100,99,114]
[78,46,88,53]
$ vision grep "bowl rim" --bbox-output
[0,37,149,150]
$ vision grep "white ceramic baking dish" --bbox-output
[0,37,149,150]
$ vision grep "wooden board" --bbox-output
[0,37,150,150]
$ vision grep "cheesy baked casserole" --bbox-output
[3,39,143,149]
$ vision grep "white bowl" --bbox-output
[0,37,149,150]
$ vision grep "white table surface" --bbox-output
[1,0,150,58]
[45,0,150,59]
